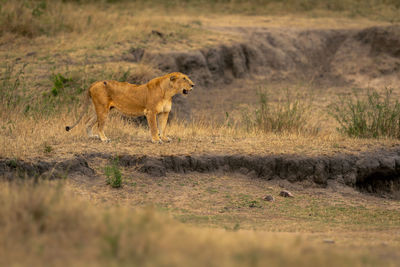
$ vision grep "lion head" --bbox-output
[169,72,195,95]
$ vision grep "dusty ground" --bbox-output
[66,162,400,264]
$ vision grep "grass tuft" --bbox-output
[105,157,122,188]
[242,88,317,135]
[330,88,400,139]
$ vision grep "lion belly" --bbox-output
[107,84,147,116]
[111,99,145,116]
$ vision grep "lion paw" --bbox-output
[151,139,163,144]
[88,134,100,139]
[161,136,171,142]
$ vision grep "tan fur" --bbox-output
[66,72,195,143]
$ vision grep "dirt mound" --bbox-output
[2,148,400,199]
[0,156,94,180]
[128,25,400,88]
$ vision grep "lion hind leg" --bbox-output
[85,115,99,139]
[93,103,110,143]
[97,113,110,143]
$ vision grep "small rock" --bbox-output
[323,239,335,244]
[263,195,275,202]
[279,190,294,198]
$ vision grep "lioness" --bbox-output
[66,72,195,143]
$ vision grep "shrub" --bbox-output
[104,157,122,188]
[330,88,400,139]
[32,72,85,117]
[242,88,314,134]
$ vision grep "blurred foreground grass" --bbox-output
[0,180,399,266]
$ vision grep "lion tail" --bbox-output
[65,90,91,132]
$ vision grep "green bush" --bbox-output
[31,72,85,117]
[51,73,72,97]
[105,157,122,188]
[330,88,400,139]
[242,88,313,134]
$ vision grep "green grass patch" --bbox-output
[104,157,122,188]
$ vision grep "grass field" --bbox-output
[1,0,400,266]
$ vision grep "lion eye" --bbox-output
[183,77,187,81]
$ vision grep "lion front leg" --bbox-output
[158,112,171,142]
[145,111,162,143]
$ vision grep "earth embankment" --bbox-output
[130,25,400,88]
[2,148,400,198]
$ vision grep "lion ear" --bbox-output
[170,75,177,81]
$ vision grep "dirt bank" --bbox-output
[130,25,400,88]
[2,148,400,199]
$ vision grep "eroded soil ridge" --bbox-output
[1,148,400,198]
[134,25,400,87]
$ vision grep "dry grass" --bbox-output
[1,110,400,159]
[0,0,395,57]
[0,1,236,53]
[1,0,399,41]
[1,62,399,159]
[1,59,400,160]
[0,180,399,267]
